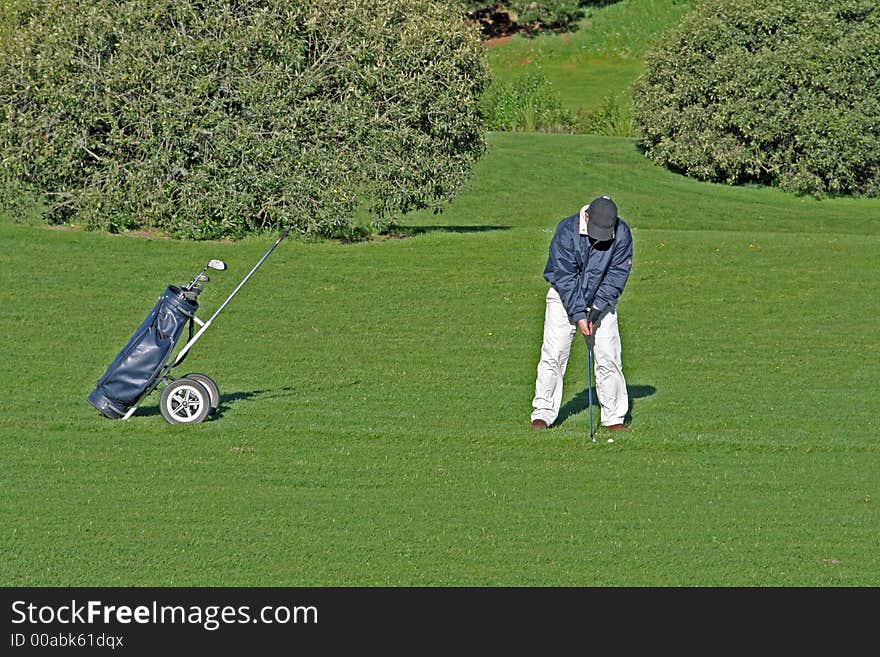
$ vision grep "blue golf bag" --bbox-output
[88,285,198,419]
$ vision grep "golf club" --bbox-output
[185,258,227,291]
[169,231,286,368]
[586,331,595,442]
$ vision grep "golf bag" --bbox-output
[88,285,198,419]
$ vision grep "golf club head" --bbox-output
[207,259,227,271]
[197,274,210,283]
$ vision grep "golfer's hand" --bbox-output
[577,318,594,336]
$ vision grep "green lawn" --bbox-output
[2,132,879,586]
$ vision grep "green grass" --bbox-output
[484,0,694,114]
[3,132,879,586]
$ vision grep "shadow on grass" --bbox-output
[138,387,298,420]
[554,383,656,428]
[380,224,511,238]
[214,389,273,419]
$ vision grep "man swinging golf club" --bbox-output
[530,195,633,434]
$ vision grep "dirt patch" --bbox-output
[40,222,243,242]
[120,228,174,240]
[482,35,513,49]
[45,223,83,232]
[42,222,174,240]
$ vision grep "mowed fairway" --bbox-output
[2,133,879,586]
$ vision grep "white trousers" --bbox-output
[531,287,629,427]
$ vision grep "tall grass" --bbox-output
[480,70,576,133]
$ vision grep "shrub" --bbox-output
[480,71,575,132]
[632,0,880,197]
[0,0,489,239]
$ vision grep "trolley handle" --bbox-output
[169,230,287,368]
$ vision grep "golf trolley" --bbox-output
[88,232,287,424]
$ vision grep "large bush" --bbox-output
[632,0,880,197]
[0,0,489,239]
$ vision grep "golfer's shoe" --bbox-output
[530,419,549,430]
[603,423,631,432]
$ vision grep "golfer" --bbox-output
[530,196,633,432]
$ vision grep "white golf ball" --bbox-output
[607,437,615,444]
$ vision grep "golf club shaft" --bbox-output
[185,268,205,290]
[171,231,287,366]
[205,230,288,324]
[587,333,595,441]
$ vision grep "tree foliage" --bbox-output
[465,2,590,37]
[0,0,490,239]
[632,0,880,197]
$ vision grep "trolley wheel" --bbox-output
[160,378,211,424]
[182,372,219,415]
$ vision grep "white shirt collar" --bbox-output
[579,204,590,236]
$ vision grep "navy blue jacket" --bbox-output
[543,212,633,324]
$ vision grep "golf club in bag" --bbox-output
[87,231,287,424]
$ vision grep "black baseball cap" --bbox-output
[587,196,617,241]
